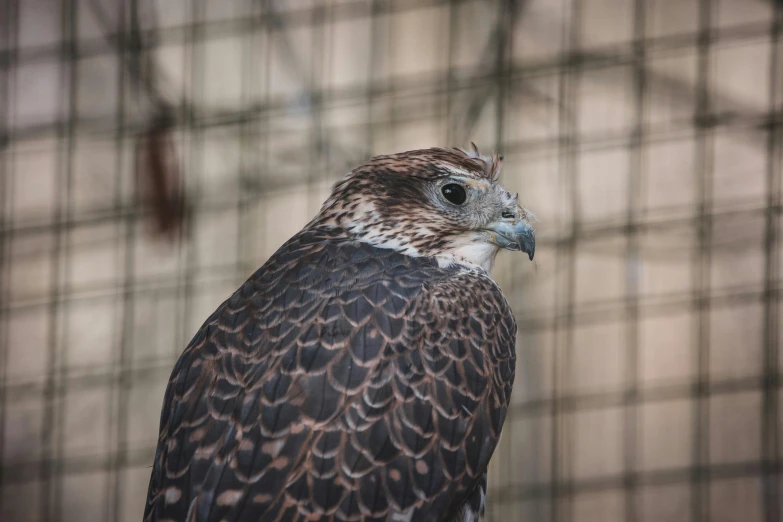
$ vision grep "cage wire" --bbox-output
[0,0,782,521]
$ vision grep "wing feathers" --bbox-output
[144,227,515,522]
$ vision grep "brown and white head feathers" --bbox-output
[310,146,531,273]
[457,142,503,182]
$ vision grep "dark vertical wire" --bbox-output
[172,2,190,361]
[364,0,382,157]
[624,1,647,521]
[692,0,714,521]
[308,1,325,219]
[552,0,581,520]
[385,2,397,151]
[48,1,79,521]
[444,0,458,146]
[761,3,782,522]
[236,2,256,282]
[0,0,17,504]
[40,1,68,517]
[493,0,509,154]
[363,0,375,157]
[323,2,336,200]
[260,2,271,260]
[175,0,204,359]
[109,2,132,520]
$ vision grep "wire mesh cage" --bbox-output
[0,0,781,521]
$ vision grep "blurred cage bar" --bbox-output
[0,0,782,521]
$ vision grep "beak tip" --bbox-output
[523,228,535,262]
[486,220,536,260]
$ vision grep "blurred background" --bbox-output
[0,0,781,521]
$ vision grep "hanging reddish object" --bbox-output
[136,111,186,242]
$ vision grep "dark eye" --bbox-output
[441,183,467,205]
[502,210,515,219]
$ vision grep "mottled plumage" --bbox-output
[144,147,535,522]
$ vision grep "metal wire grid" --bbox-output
[0,0,781,521]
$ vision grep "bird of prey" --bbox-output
[143,146,536,522]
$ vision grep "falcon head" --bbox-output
[312,146,536,273]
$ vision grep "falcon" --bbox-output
[143,146,536,522]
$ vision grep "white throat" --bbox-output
[437,242,500,274]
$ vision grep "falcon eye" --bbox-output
[441,183,467,205]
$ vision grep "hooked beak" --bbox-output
[485,219,536,261]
